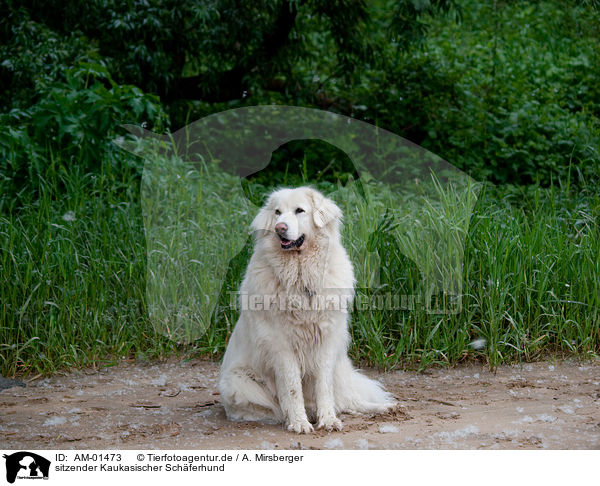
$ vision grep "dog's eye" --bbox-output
[275,209,281,215]
[295,208,305,214]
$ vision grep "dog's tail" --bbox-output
[334,358,397,414]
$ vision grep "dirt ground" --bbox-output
[2,359,599,449]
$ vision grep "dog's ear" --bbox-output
[251,206,272,232]
[251,194,275,232]
[311,190,342,228]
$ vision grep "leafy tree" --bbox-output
[2,0,599,187]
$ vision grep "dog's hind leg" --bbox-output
[219,368,282,423]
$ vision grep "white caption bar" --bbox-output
[1,450,597,485]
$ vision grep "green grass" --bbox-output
[0,156,176,376]
[1,151,599,376]
[349,181,600,369]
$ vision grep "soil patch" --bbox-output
[2,359,599,449]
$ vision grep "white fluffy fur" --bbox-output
[218,187,396,433]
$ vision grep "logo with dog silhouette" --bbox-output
[3,452,51,483]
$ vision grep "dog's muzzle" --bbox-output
[278,233,305,250]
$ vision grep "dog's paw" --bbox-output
[375,400,398,413]
[287,418,314,434]
[316,416,343,432]
[370,402,398,415]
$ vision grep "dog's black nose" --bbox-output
[275,222,287,235]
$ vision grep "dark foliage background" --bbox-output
[2,0,599,199]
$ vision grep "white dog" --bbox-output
[218,187,395,433]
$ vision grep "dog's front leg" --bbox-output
[314,351,343,431]
[273,356,313,434]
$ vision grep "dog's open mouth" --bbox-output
[278,234,305,250]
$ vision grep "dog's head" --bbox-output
[251,187,342,251]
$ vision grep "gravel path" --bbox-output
[2,359,599,449]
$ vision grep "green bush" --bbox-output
[0,62,167,209]
[338,0,600,185]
